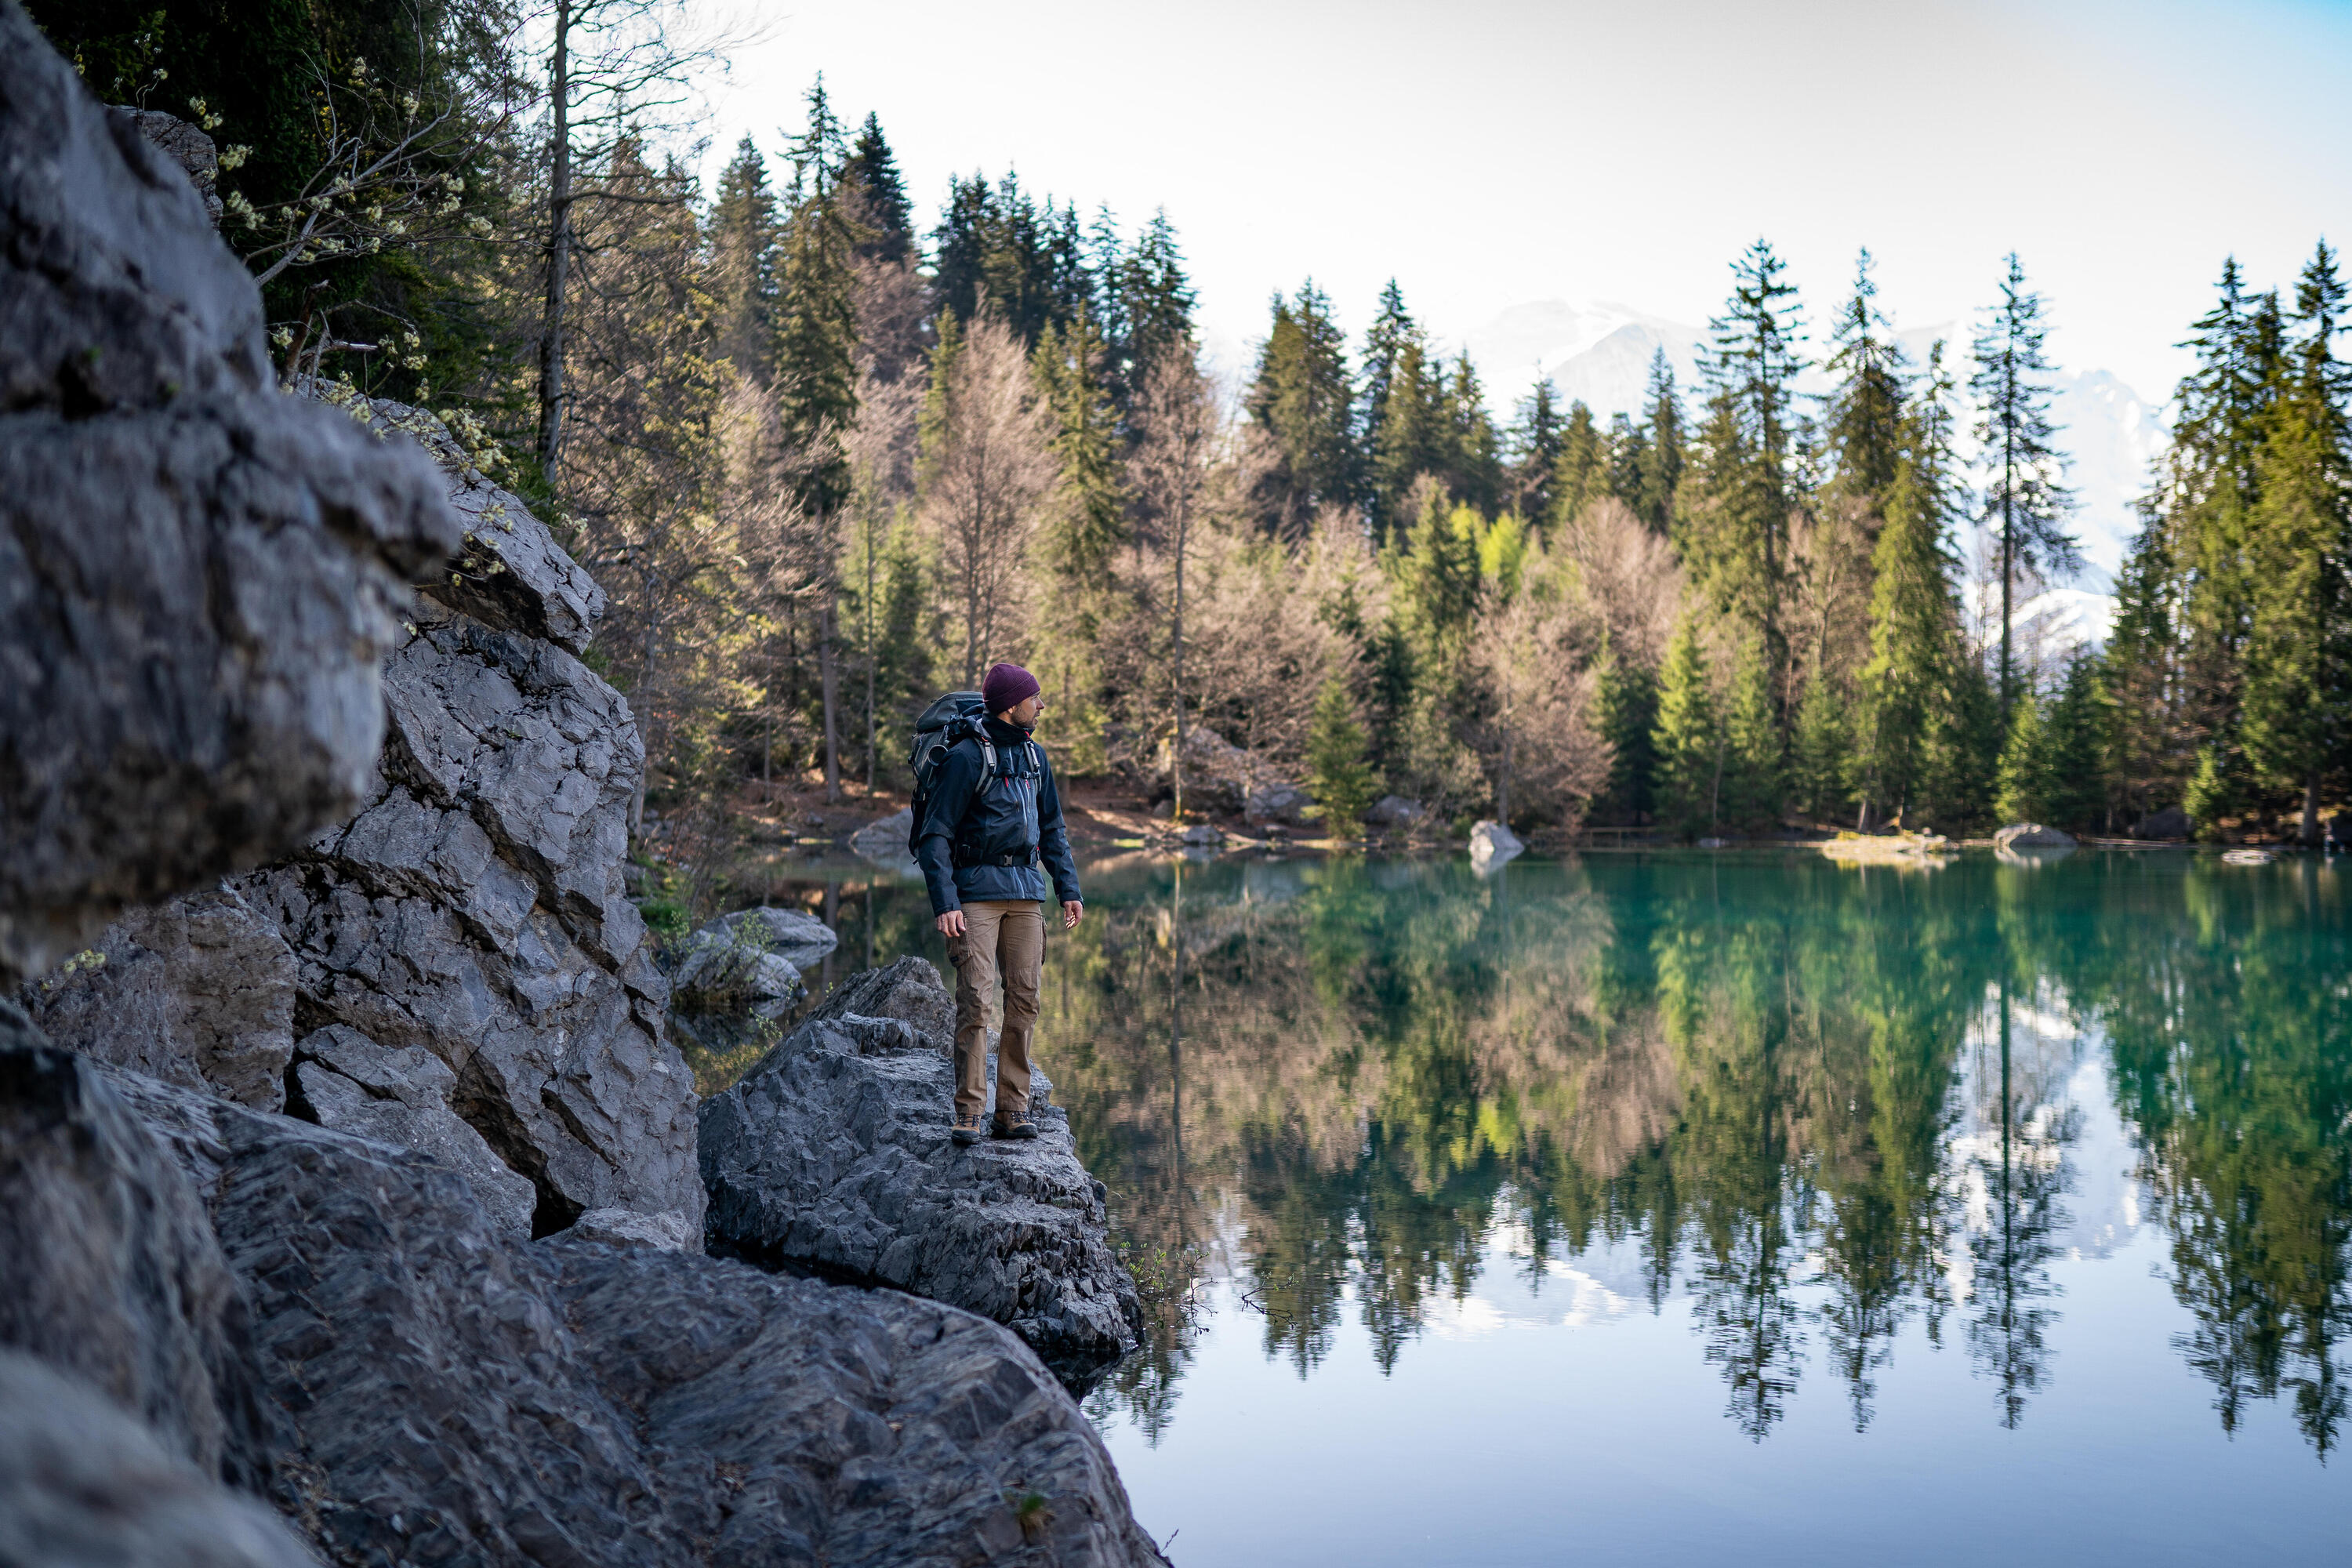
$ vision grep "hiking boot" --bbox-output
[951,1110,988,1145]
[992,1109,1039,1140]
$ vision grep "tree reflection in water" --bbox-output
[1021,851,2349,1454]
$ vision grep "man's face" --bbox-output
[1004,691,1046,728]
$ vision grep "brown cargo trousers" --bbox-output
[946,900,1044,1120]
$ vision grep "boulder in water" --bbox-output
[1468,820,1526,873]
[1994,823,2077,851]
[1367,795,1427,829]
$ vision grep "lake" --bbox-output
[716,847,2352,1566]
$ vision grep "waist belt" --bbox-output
[956,846,1040,869]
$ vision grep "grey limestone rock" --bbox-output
[290,1025,537,1237]
[849,808,920,873]
[673,907,837,1015]
[0,8,460,987]
[0,1348,321,1568]
[0,1011,272,1492]
[700,1007,1145,1392]
[1243,782,1313,827]
[1994,822,2078,851]
[111,107,222,224]
[1367,794,1427,829]
[547,1239,1170,1568]
[561,1206,698,1250]
[244,593,702,1241]
[26,886,296,1112]
[806,955,957,1048]
[1468,818,1526,874]
[100,1058,1164,1568]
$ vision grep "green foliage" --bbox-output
[1592,636,1658,823]
[1652,615,1719,837]
[1249,282,1356,532]
[1305,677,1380,832]
[2040,654,2110,833]
[1550,401,1606,528]
[1993,685,2048,825]
[1791,670,1851,821]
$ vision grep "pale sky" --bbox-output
[702,0,2352,407]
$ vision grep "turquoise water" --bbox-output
[760,848,2352,1565]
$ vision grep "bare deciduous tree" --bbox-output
[920,316,1055,687]
[1127,353,1218,818]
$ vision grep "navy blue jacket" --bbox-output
[915,717,1083,915]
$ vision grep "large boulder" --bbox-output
[1994,822,2077,851]
[1367,795,1428,829]
[672,906,837,1016]
[807,954,958,1047]
[2133,805,2192,840]
[0,1011,273,1491]
[96,1055,1165,1567]
[1468,819,1526,873]
[849,807,918,871]
[289,1025,537,1238]
[0,1348,319,1568]
[0,3,459,989]
[1244,782,1314,828]
[26,887,296,1112]
[700,1004,1145,1392]
[231,445,702,1240]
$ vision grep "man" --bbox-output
[915,662,1084,1145]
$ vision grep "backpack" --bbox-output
[905,691,1039,859]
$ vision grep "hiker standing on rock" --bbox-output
[912,662,1083,1145]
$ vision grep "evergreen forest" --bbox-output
[34,0,2352,848]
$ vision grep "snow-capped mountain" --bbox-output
[1460,300,2172,626]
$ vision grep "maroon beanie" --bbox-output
[982,662,1040,715]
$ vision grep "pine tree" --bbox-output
[1824,248,1909,506]
[1685,239,1809,748]
[1551,401,1606,528]
[838,111,913,265]
[1306,676,1381,833]
[1607,412,1648,510]
[708,136,779,387]
[1248,281,1356,532]
[1791,670,1850,821]
[1652,615,1720,838]
[1593,634,1659,823]
[1119,208,1196,378]
[772,77,863,800]
[1392,486,1483,659]
[2039,653,2110,833]
[1510,378,1567,524]
[2240,242,2351,843]
[1440,351,1504,516]
[1859,343,1969,828]
[1636,348,1685,533]
[1994,685,2049,826]
[1033,307,1127,601]
[1370,338,1443,542]
[1360,281,1419,532]
[1970,252,2079,723]
[774,78,860,521]
[2100,505,2183,825]
[1725,631,1783,828]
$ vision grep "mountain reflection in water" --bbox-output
[731,848,2350,1561]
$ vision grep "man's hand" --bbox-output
[936,909,967,938]
[1062,900,1083,931]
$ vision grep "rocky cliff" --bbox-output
[0,9,1162,1564]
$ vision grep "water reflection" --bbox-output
[725,850,2350,1457]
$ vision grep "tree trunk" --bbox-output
[865,529,877,794]
[821,557,840,804]
[2303,770,2321,847]
[536,1,574,480]
[1171,499,1187,823]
